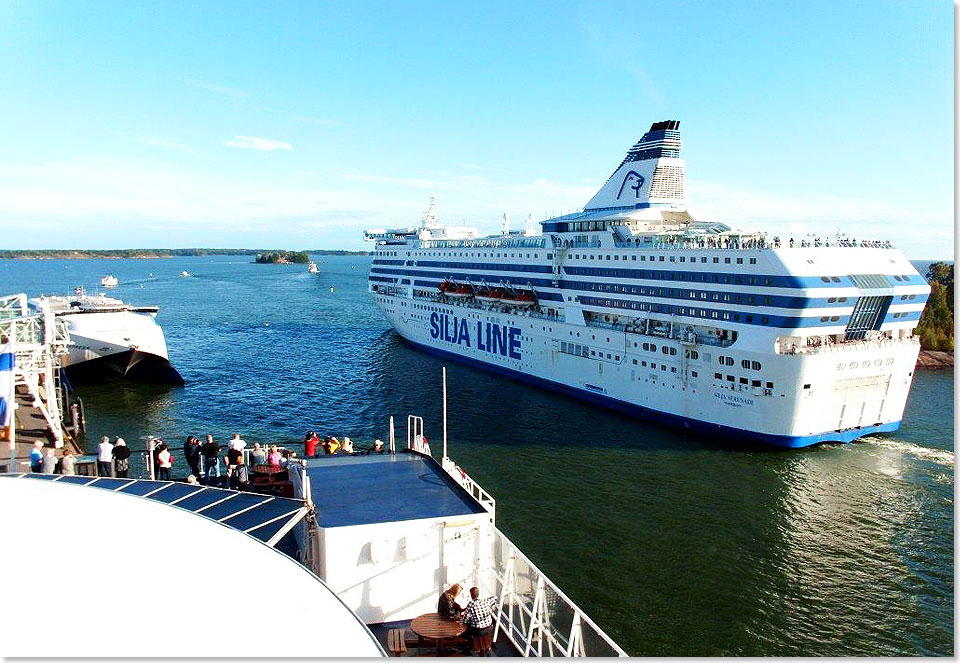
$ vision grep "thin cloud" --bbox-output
[185,79,250,98]
[291,115,341,126]
[223,135,293,151]
[131,136,202,154]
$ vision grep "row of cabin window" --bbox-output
[559,342,620,361]
[584,281,776,306]
[717,355,763,370]
[714,373,774,388]
[579,296,772,324]
[636,360,688,375]
[570,253,758,266]
[836,358,895,370]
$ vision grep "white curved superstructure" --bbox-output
[0,477,384,657]
[32,291,183,384]
[364,122,929,448]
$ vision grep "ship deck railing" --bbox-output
[778,335,918,356]
[478,527,627,657]
[607,237,895,251]
[435,452,625,657]
[441,456,495,524]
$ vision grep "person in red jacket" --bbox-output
[303,430,320,458]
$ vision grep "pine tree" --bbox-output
[916,263,954,351]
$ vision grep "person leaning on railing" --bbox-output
[112,438,130,478]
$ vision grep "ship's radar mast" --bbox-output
[421,194,439,229]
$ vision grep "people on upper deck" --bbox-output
[113,438,130,478]
[228,433,246,452]
[303,431,319,458]
[323,436,340,455]
[438,583,463,620]
[97,436,114,477]
[373,439,385,454]
[341,437,354,454]
[201,434,220,482]
[156,442,172,481]
[267,444,282,467]
[230,454,250,491]
[250,442,267,466]
[462,586,498,645]
[42,448,57,474]
[30,440,44,473]
[184,435,201,479]
[61,450,76,476]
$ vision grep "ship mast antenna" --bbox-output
[421,194,438,230]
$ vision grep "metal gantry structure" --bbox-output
[0,294,70,448]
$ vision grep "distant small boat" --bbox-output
[307,262,319,273]
[100,274,118,287]
[180,271,191,278]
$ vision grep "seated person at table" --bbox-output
[462,586,497,641]
[437,583,463,620]
[267,445,282,467]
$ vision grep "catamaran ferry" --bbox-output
[364,121,929,448]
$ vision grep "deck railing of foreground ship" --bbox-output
[440,455,626,657]
[0,294,72,451]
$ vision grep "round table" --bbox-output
[410,613,466,656]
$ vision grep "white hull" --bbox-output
[32,295,183,384]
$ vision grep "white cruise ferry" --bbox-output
[364,121,929,448]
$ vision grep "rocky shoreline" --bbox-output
[916,350,954,369]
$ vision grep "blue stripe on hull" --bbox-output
[396,332,901,449]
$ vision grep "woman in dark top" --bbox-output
[112,438,131,478]
[438,583,463,620]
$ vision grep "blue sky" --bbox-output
[0,1,953,257]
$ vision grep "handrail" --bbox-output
[440,456,495,525]
[485,527,628,657]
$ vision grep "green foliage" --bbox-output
[916,262,954,351]
[254,250,310,264]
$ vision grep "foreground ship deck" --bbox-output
[2,429,627,657]
[364,122,929,448]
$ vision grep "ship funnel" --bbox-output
[583,120,686,212]
[524,213,536,236]
[502,212,510,235]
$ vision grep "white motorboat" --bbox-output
[180,270,191,277]
[307,262,319,273]
[100,274,118,287]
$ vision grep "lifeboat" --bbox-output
[450,283,475,299]
[502,289,537,308]
[475,287,504,304]
[437,279,458,295]
[438,280,474,299]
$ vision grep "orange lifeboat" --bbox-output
[438,279,457,295]
[439,281,474,299]
[475,286,504,304]
[502,288,537,308]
